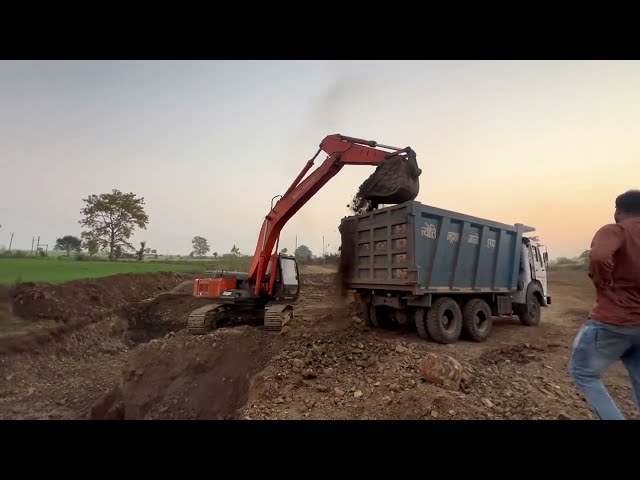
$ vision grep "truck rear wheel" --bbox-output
[426,297,462,344]
[414,307,429,339]
[462,299,493,342]
[370,304,394,330]
[359,299,373,326]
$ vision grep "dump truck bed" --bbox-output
[339,201,534,295]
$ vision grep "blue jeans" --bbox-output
[568,319,640,420]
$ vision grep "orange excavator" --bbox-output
[186,134,421,334]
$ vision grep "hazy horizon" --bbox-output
[1,60,639,260]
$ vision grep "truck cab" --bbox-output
[518,237,551,305]
[508,237,551,328]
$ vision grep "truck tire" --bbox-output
[462,299,493,342]
[517,290,542,326]
[414,307,428,339]
[370,304,394,329]
[426,297,462,344]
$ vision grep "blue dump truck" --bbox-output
[339,200,551,344]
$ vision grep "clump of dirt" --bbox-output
[10,272,190,323]
[90,326,284,420]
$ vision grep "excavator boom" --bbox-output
[248,134,421,296]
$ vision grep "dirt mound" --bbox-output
[10,272,189,323]
[90,326,284,419]
[168,280,196,295]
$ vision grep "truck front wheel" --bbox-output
[517,291,542,326]
[426,297,462,344]
[462,299,493,342]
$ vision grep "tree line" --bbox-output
[49,189,322,262]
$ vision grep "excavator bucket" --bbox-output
[357,148,422,208]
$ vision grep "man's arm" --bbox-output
[589,224,624,287]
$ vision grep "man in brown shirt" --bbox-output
[568,190,640,420]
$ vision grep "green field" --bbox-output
[0,258,202,285]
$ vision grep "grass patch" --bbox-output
[0,258,203,285]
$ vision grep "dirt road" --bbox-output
[0,266,637,420]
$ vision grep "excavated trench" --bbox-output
[90,282,286,420]
[0,274,285,420]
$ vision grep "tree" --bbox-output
[151,248,158,259]
[136,241,146,261]
[212,252,218,258]
[579,249,591,264]
[54,235,82,256]
[114,245,123,260]
[555,257,574,265]
[192,236,210,256]
[295,244,313,260]
[280,247,288,254]
[79,189,149,261]
[84,238,100,257]
[231,244,241,256]
[144,247,151,254]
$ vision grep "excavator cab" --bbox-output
[265,253,300,302]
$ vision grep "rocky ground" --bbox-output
[240,270,638,420]
[0,266,638,420]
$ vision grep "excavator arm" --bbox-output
[248,134,420,297]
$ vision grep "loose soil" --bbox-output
[1,267,638,420]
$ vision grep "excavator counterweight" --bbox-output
[186,134,421,335]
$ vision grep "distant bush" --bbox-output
[548,262,588,272]
[0,250,27,259]
[554,257,576,265]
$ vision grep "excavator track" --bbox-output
[264,303,293,332]
[187,303,224,335]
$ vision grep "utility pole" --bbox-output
[323,235,325,264]
[31,236,35,255]
[36,236,40,254]
[8,232,14,252]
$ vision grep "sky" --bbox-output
[0,60,639,259]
